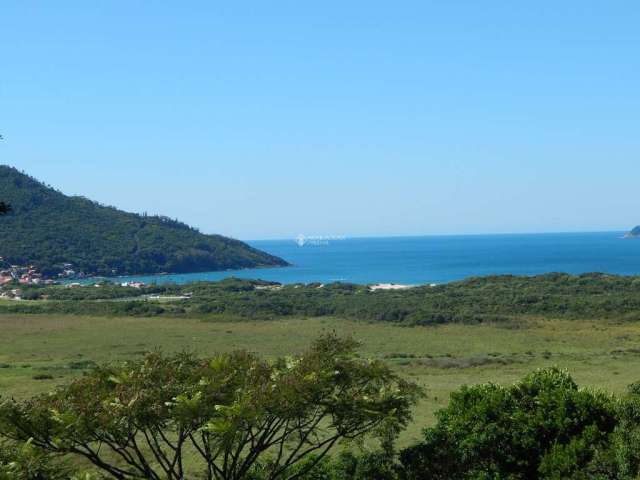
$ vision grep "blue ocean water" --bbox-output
[106,232,640,286]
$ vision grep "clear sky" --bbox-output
[1,2,639,240]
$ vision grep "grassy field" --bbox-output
[1,314,640,445]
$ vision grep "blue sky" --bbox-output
[1,2,639,239]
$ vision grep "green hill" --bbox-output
[0,166,288,276]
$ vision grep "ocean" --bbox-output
[104,231,640,286]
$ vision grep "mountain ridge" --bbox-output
[0,165,288,276]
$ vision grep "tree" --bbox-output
[0,335,421,480]
[0,202,10,215]
[605,382,640,478]
[0,439,76,480]
[400,367,617,479]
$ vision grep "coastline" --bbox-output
[62,232,640,287]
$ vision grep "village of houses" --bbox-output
[0,262,49,300]
[0,258,150,300]
[1,262,49,286]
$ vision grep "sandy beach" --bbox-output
[369,283,413,291]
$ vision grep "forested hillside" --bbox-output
[0,166,287,276]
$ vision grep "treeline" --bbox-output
[8,273,640,324]
[2,337,640,479]
[0,165,287,276]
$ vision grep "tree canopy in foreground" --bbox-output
[0,335,421,480]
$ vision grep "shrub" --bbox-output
[400,367,617,479]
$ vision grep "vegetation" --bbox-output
[0,166,287,276]
[5,351,640,478]
[270,372,640,479]
[0,336,420,479]
[0,439,77,479]
[3,313,640,442]
[0,202,9,215]
[7,273,640,324]
[3,273,640,477]
[400,367,617,479]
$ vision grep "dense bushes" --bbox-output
[299,370,640,480]
[6,273,640,324]
[400,367,618,479]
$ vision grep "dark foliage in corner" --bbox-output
[400,367,618,479]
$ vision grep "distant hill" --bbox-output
[0,166,288,276]
[625,226,640,238]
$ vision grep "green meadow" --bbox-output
[1,313,639,446]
